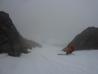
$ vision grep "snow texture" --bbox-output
[0,44,98,74]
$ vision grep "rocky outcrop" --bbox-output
[63,27,98,54]
[0,11,41,57]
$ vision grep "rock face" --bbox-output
[0,11,41,57]
[63,27,98,55]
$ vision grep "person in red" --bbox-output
[63,43,76,55]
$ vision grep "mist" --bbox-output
[0,0,98,46]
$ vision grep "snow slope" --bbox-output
[0,44,98,74]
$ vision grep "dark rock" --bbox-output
[0,11,41,57]
[63,27,98,54]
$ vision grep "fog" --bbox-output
[0,0,98,46]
